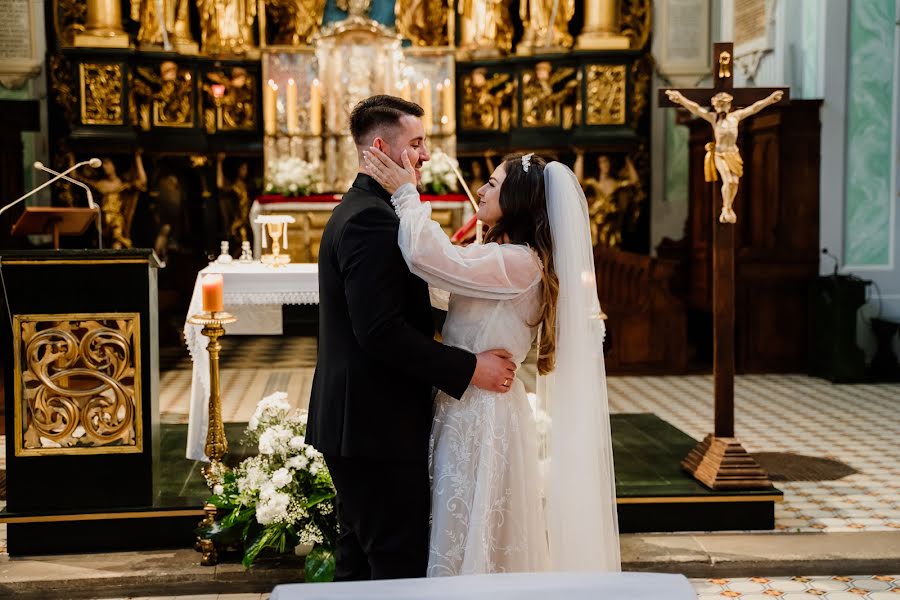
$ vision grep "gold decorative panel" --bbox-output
[133,62,195,129]
[460,69,516,131]
[521,62,578,128]
[13,313,143,457]
[80,63,124,125]
[585,65,626,125]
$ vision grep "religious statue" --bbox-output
[205,67,255,130]
[665,88,784,223]
[217,153,252,242]
[197,0,257,56]
[396,0,449,46]
[75,151,147,249]
[264,0,328,45]
[461,69,515,131]
[336,0,372,20]
[521,61,578,127]
[457,0,513,57]
[130,0,198,53]
[517,0,575,54]
[578,154,641,247]
[133,61,194,128]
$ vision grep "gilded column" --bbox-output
[576,0,629,50]
[75,0,132,48]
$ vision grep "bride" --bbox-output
[364,147,620,575]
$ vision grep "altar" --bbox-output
[184,262,319,460]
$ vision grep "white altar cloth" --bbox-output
[184,262,319,460]
[270,572,695,600]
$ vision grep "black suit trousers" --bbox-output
[324,454,430,580]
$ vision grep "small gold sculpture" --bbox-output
[205,68,256,131]
[665,88,783,223]
[197,0,258,56]
[396,0,449,46]
[457,0,513,57]
[133,61,194,129]
[517,0,574,54]
[75,150,147,249]
[263,0,328,45]
[75,0,131,48]
[521,61,578,128]
[217,153,252,243]
[461,69,515,131]
[131,0,198,52]
[255,214,295,265]
[579,154,641,247]
[575,0,629,50]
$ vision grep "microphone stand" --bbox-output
[33,162,104,249]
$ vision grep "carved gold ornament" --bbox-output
[13,314,143,456]
[718,50,732,79]
[585,64,626,125]
[80,63,124,125]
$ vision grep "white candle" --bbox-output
[421,78,432,134]
[310,79,322,136]
[400,80,411,101]
[286,78,298,135]
[442,78,454,133]
[264,79,277,136]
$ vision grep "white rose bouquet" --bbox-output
[265,157,321,197]
[419,148,459,195]
[201,392,337,580]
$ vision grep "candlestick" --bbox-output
[201,273,224,313]
[441,78,454,133]
[421,79,433,134]
[310,79,322,136]
[286,78,299,135]
[264,79,277,136]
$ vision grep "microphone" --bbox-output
[0,158,102,217]
[34,161,97,209]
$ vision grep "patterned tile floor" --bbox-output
[692,575,900,599]
[156,336,900,534]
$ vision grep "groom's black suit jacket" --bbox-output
[307,174,476,461]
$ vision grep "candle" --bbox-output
[421,79,432,134]
[310,79,322,136]
[201,273,224,313]
[400,80,411,101]
[436,81,445,126]
[441,77,454,133]
[264,79,277,136]
[286,78,299,135]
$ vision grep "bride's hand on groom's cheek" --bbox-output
[364,147,416,194]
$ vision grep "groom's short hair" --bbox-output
[350,95,424,145]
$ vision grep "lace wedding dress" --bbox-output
[391,184,551,576]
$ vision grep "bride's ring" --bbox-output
[503,378,509,387]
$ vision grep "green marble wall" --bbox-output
[844,0,895,266]
[799,0,820,99]
[664,109,688,204]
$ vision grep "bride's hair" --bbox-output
[484,154,558,374]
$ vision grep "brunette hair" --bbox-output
[483,154,558,374]
[349,95,424,145]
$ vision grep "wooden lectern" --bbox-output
[10,206,97,249]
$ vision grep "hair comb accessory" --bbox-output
[521,153,534,173]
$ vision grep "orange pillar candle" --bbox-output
[201,274,224,313]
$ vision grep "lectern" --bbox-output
[0,249,203,554]
[10,206,97,249]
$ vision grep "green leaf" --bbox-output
[304,547,336,583]
[242,527,279,568]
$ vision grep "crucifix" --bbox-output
[658,42,789,490]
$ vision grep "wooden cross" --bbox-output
[657,43,789,490]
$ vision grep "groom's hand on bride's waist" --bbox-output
[471,349,517,393]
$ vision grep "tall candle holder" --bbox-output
[187,310,237,488]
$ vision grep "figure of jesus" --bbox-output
[664,89,783,223]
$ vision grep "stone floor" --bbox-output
[158,336,900,534]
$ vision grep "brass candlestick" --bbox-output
[188,310,237,487]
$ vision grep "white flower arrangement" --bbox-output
[265,157,321,197]
[419,148,459,195]
[202,392,337,575]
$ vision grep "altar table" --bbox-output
[270,572,695,600]
[184,262,318,460]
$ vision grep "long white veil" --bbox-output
[538,161,620,571]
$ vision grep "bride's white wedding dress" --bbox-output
[390,183,551,576]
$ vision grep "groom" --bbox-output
[307,95,516,581]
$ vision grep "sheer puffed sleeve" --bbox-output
[391,183,542,300]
